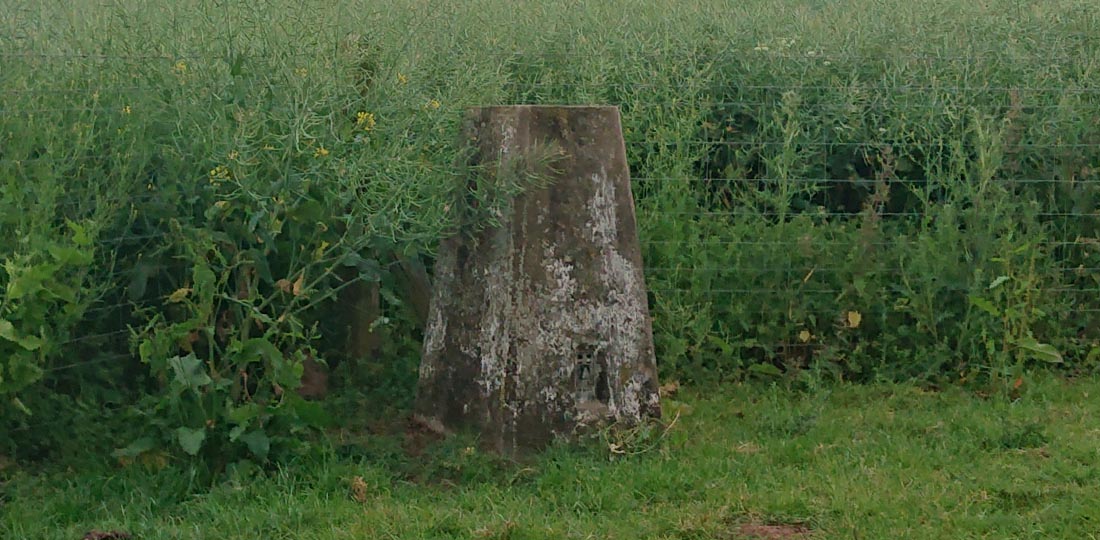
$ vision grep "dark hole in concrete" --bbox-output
[575,349,592,387]
[574,344,609,405]
[595,366,610,403]
[456,244,469,269]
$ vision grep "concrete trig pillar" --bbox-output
[415,105,661,455]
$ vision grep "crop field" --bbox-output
[2,0,1100,537]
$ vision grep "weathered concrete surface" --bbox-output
[415,105,661,455]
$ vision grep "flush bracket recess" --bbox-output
[573,342,610,405]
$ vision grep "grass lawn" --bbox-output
[3,377,1099,539]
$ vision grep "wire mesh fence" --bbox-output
[4,1,1100,453]
[4,54,1100,352]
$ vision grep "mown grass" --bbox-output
[4,377,1100,539]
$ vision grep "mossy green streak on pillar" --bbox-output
[415,106,661,455]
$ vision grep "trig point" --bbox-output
[415,105,661,455]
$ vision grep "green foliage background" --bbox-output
[1,0,1099,463]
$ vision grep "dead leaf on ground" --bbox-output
[404,415,448,457]
[473,521,518,538]
[349,475,368,503]
[82,531,133,540]
[736,522,812,539]
[660,380,680,397]
[1011,446,1052,459]
[292,273,305,296]
[166,287,191,303]
[733,441,762,454]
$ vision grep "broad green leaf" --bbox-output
[192,261,216,298]
[0,318,17,345]
[229,424,247,441]
[14,333,44,351]
[66,219,92,246]
[968,295,1001,317]
[168,354,213,389]
[706,335,734,355]
[234,338,283,367]
[0,320,33,350]
[5,353,43,387]
[356,256,383,282]
[240,430,271,459]
[127,264,152,301]
[288,200,324,223]
[6,264,54,300]
[46,282,77,303]
[138,338,161,365]
[176,427,206,456]
[243,249,273,284]
[247,208,266,234]
[287,394,333,428]
[1016,338,1063,364]
[48,244,93,266]
[113,437,157,458]
[228,403,263,425]
[748,363,783,377]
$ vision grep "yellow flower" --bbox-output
[397,73,408,85]
[355,111,376,131]
[295,67,308,77]
[845,310,863,329]
[173,61,188,74]
[122,105,132,114]
[427,99,441,110]
[314,146,329,158]
[228,150,240,160]
[208,165,231,183]
[313,240,330,261]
